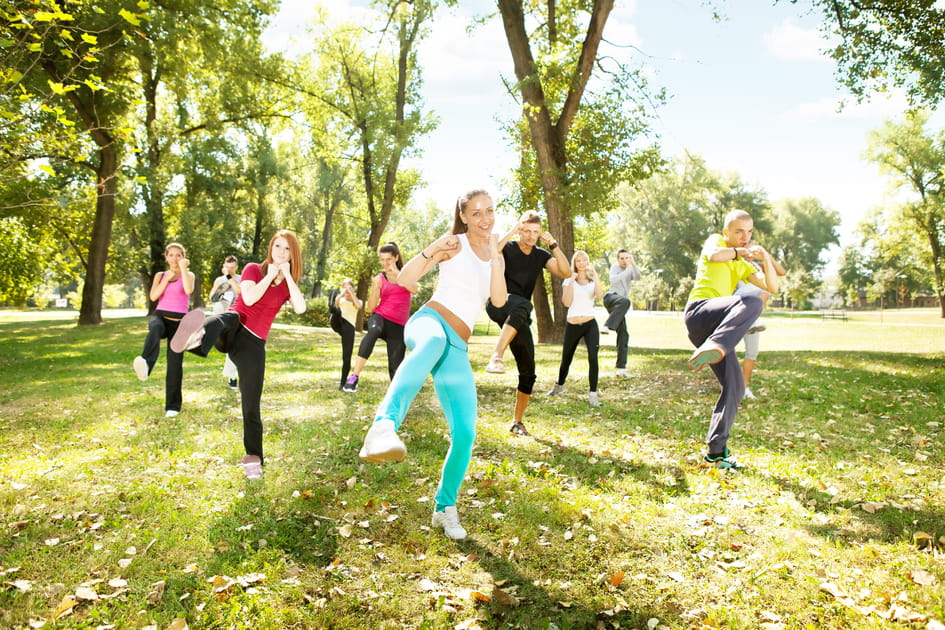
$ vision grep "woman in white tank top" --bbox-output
[357,189,507,541]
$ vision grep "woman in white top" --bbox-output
[548,250,604,407]
[334,278,363,390]
[357,189,507,540]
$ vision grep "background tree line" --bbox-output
[2,0,943,336]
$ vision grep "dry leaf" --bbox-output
[759,611,782,622]
[564,529,573,541]
[108,578,128,588]
[167,617,188,630]
[44,538,60,547]
[147,581,165,606]
[5,580,31,592]
[54,595,78,619]
[74,586,98,601]
[117,558,132,569]
[124,546,137,556]
[491,586,520,608]
[337,524,353,538]
[610,571,625,587]
[908,569,936,586]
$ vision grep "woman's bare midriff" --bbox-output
[566,316,595,325]
[425,301,471,342]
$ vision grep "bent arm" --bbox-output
[149,273,168,302]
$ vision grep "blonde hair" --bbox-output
[571,250,589,275]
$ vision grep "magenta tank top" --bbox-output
[373,272,412,326]
[156,273,189,314]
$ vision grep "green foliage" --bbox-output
[767,197,841,274]
[798,0,945,106]
[281,296,331,328]
[0,217,33,305]
[864,111,945,315]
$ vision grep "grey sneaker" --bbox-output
[588,391,600,407]
[133,356,149,381]
[359,419,406,463]
[546,383,564,396]
[431,506,467,540]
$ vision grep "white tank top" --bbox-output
[564,277,597,318]
[429,233,491,332]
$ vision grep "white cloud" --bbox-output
[416,8,510,85]
[782,91,910,121]
[762,19,832,63]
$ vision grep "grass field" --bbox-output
[0,309,943,629]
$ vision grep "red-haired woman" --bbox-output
[171,230,306,479]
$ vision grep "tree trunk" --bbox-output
[78,146,118,325]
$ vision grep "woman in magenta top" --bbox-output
[132,242,195,418]
[170,230,306,479]
[342,242,414,392]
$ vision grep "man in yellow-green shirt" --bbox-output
[684,210,780,469]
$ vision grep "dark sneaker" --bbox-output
[342,374,359,392]
[509,421,530,436]
[703,449,744,470]
[228,378,238,390]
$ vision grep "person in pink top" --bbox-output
[169,230,306,480]
[342,242,415,392]
[132,242,195,418]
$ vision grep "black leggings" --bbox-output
[556,319,600,392]
[486,295,537,395]
[141,313,184,412]
[190,312,268,463]
[356,313,406,379]
[339,319,355,388]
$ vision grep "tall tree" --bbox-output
[496,0,661,340]
[865,112,945,317]
[299,0,437,305]
[2,0,146,323]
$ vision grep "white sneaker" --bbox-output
[588,391,600,407]
[431,506,467,540]
[600,325,610,335]
[743,387,756,400]
[359,419,406,463]
[165,409,179,418]
[484,355,505,374]
[615,369,628,378]
[546,383,564,396]
[133,356,149,381]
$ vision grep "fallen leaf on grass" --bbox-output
[107,578,127,588]
[117,558,132,569]
[759,611,782,622]
[54,595,78,619]
[74,586,98,601]
[337,524,353,538]
[167,619,188,630]
[908,569,936,586]
[491,586,520,607]
[610,571,625,587]
[146,581,165,606]
[4,580,31,592]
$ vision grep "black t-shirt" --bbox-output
[502,241,552,298]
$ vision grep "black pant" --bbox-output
[603,291,630,369]
[189,312,268,463]
[141,314,184,412]
[556,320,600,392]
[486,295,537,395]
[339,319,355,388]
[356,313,406,380]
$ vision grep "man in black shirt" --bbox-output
[485,211,570,435]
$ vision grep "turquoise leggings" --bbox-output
[374,307,477,509]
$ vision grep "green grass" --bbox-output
[1,310,943,629]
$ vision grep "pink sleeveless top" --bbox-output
[156,273,189,314]
[373,272,412,326]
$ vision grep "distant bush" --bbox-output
[281,297,331,328]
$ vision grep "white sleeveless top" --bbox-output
[429,233,491,332]
[564,277,597,318]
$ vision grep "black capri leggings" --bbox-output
[357,312,406,379]
[556,319,600,392]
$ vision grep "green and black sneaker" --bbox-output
[703,449,744,470]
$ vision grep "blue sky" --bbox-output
[263,1,943,256]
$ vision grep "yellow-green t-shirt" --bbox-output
[687,234,759,302]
